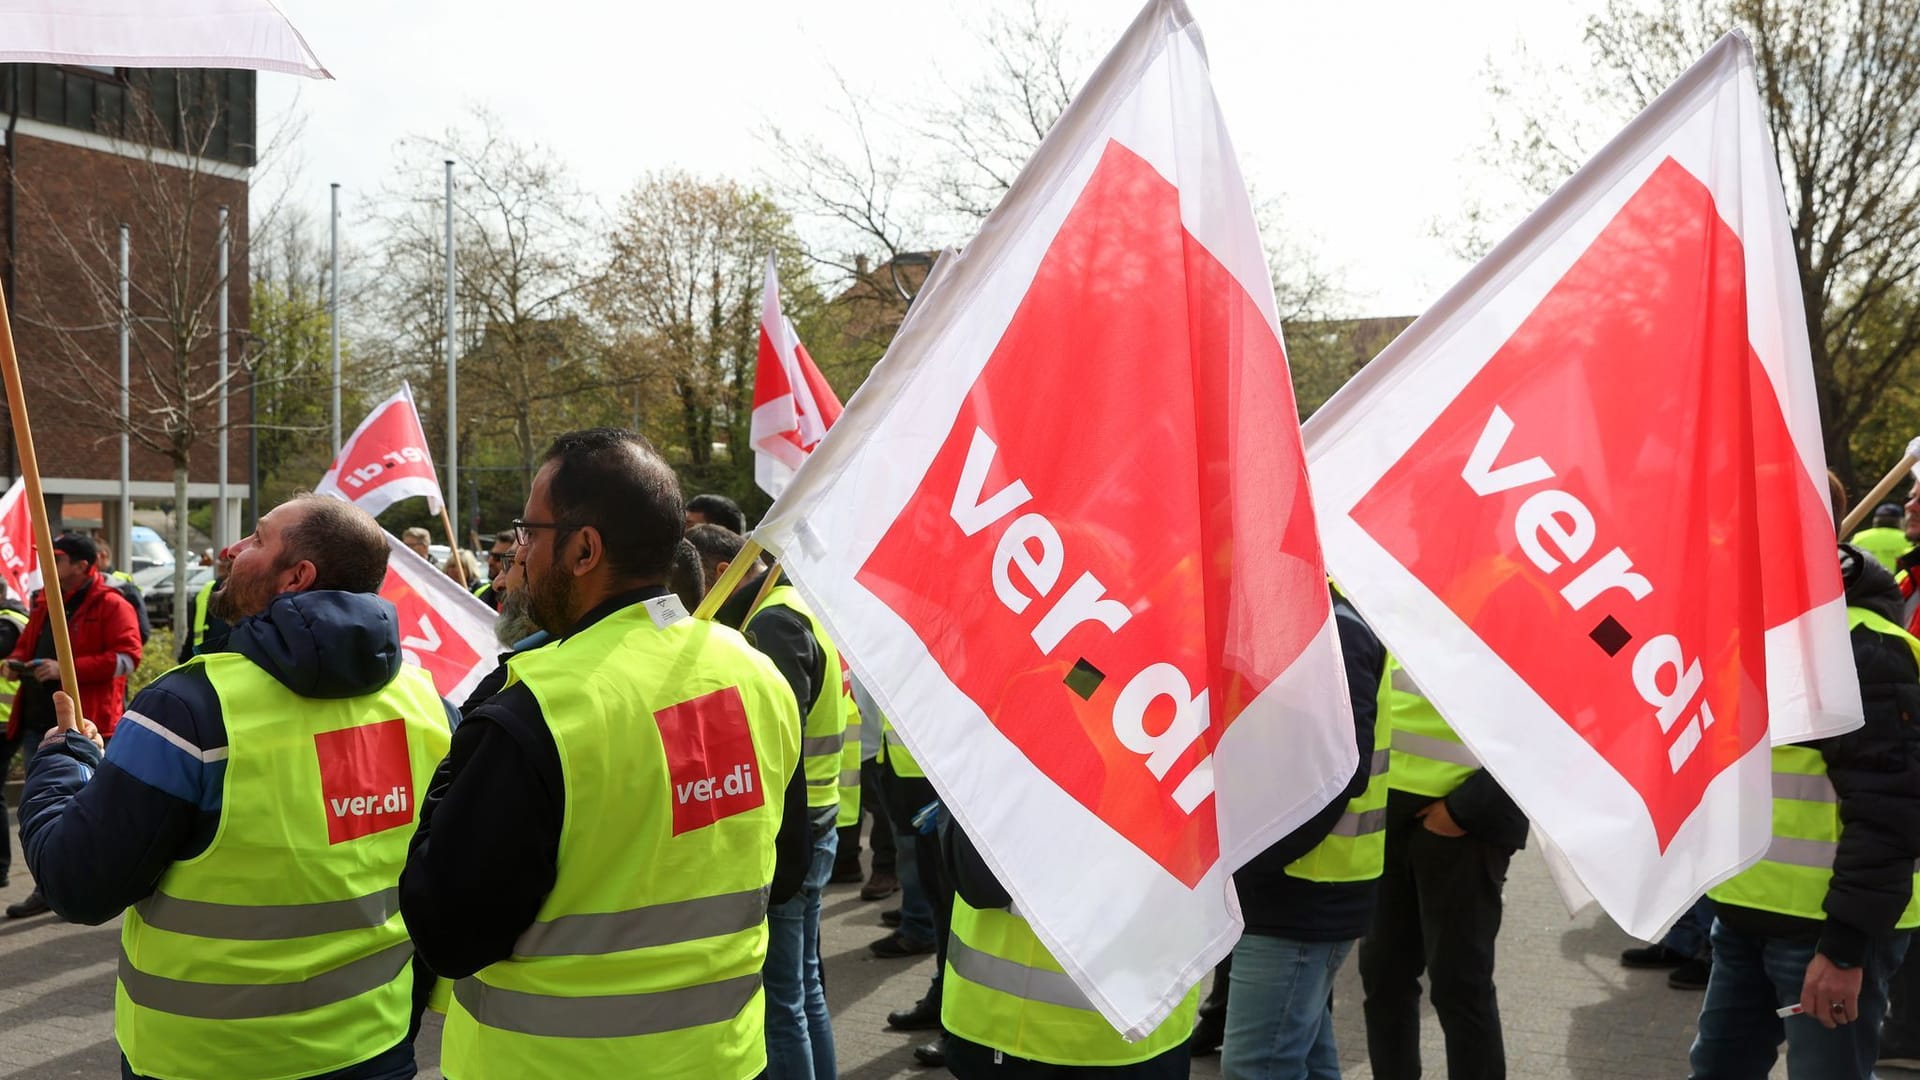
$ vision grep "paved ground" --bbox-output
[1,813,1905,1079]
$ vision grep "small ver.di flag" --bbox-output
[379,530,496,705]
[317,383,446,519]
[0,477,39,599]
[751,254,843,499]
[1303,33,1852,939]
[751,0,1356,1034]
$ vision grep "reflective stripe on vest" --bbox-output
[116,656,450,1080]
[1385,655,1477,798]
[837,656,861,827]
[941,898,1197,1067]
[441,602,799,1080]
[1709,607,1920,928]
[1286,653,1393,882]
[751,584,847,810]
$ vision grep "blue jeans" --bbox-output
[1222,934,1354,1080]
[1661,896,1716,960]
[1688,917,1908,1079]
[764,814,837,1080]
[893,826,936,945]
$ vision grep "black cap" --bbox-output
[51,533,97,566]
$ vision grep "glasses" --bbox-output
[510,519,576,546]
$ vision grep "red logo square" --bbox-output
[657,687,766,836]
[315,718,415,844]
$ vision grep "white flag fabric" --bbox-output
[0,0,329,78]
[316,383,446,519]
[751,0,1355,1035]
[750,255,843,499]
[1303,32,1853,939]
[379,530,497,706]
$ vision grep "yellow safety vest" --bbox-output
[942,897,1198,1066]
[881,717,923,780]
[750,584,848,811]
[188,579,217,656]
[836,656,861,828]
[1287,656,1393,883]
[1710,607,1920,927]
[1383,655,1477,798]
[116,656,450,1079]
[0,608,25,730]
[441,602,801,1080]
[1851,527,1911,573]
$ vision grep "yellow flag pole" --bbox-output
[1840,453,1918,539]
[438,504,468,588]
[0,285,83,728]
[693,538,764,621]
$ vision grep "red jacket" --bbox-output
[8,567,143,737]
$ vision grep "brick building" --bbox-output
[0,64,252,561]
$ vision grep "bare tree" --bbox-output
[14,70,278,632]
[1479,0,1920,487]
[367,111,609,519]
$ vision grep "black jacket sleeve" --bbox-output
[1816,623,1920,964]
[769,764,810,904]
[943,820,1013,911]
[745,607,823,720]
[400,684,562,979]
[1445,770,1529,851]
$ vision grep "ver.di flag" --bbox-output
[380,530,496,704]
[317,383,446,519]
[0,477,39,599]
[751,254,843,499]
[751,0,1355,1035]
[0,0,330,77]
[1303,33,1853,939]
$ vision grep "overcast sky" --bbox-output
[260,0,1613,318]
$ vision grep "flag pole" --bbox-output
[693,538,764,621]
[745,562,783,613]
[438,504,468,588]
[0,284,82,726]
[1840,453,1919,538]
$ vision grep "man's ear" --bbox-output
[714,559,731,581]
[281,559,318,594]
[571,526,605,578]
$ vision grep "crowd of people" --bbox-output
[0,433,1916,1080]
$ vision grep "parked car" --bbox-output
[128,526,174,573]
[145,565,217,630]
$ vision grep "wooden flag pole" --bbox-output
[0,286,82,727]
[1840,453,1918,539]
[438,505,468,588]
[693,538,764,621]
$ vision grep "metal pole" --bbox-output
[217,205,230,549]
[444,159,458,549]
[329,181,341,456]
[117,224,130,572]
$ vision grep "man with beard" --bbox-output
[400,428,810,1080]
[456,542,551,717]
[16,494,454,1080]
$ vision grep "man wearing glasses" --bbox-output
[401,428,812,1080]
[472,532,517,611]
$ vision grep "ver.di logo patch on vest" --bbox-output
[315,718,416,844]
[657,686,764,836]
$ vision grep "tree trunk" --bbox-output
[172,461,192,641]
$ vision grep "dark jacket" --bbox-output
[399,587,812,981]
[1231,594,1387,941]
[19,590,446,925]
[9,568,143,737]
[1717,546,1920,965]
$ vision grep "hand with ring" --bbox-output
[1800,953,1863,1029]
